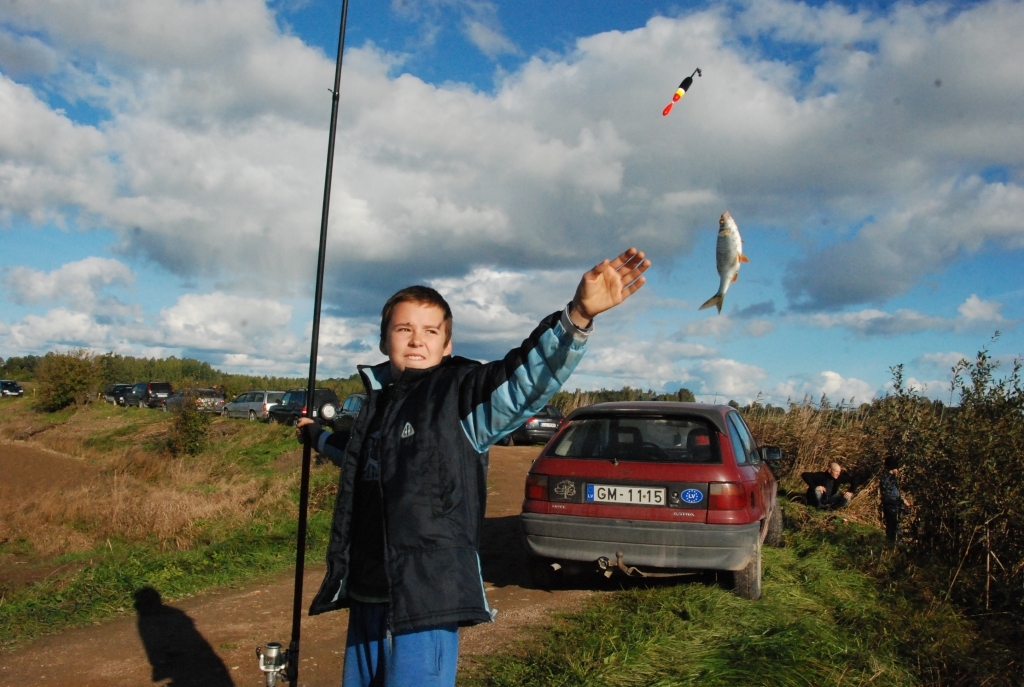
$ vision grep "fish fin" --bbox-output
[731,273,738,283]
[739,254,749,263]
[699,294,723,313]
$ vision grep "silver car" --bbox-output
[222,390,286,421]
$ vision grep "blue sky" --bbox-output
[1,0,1021,404]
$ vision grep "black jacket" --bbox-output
[308,308,589,632]
[802,470,843,498]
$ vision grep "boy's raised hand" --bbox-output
[569,247,650,328]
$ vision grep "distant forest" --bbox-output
[1,353,699,406]
[0,352,363,401]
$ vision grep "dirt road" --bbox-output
[1,445,593,686]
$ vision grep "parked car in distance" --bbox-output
[1,380,24,397]
[222,390,286,421]
[165,388,226,414]
[267,388,340,426]
[497,404,564,446]
[519,402,782,600]
[103,383,135,405]
[123,381,174,408]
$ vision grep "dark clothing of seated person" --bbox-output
[802,462,853,510]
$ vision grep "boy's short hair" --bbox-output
[379,286,454,352]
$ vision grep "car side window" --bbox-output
[733,414,761,464]
[726,414,750,465]
[351,396,363,412]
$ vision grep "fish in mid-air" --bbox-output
[699,211,747,314]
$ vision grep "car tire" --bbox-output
[248,410,257,422]
[138,400,145,409]
[728,542,762,600]
[497,435,512,447]
[290,416,299,427]
[764,502,783,548]
[221,408,228,417]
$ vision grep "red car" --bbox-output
[519,402,782,599]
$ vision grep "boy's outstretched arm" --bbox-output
[460,247,650,451]
[568,247,650,329]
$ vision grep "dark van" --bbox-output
[124,381,174,408]
[267,388,339,426]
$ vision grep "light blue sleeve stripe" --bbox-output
[316,428,346,466]
[461,315,587,452]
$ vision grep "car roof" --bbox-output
[566,402,731,435]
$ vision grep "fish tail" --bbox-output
[699,294,724,313]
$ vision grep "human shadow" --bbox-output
[478,515,529,588]
[133,586,235,687]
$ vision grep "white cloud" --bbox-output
[957,294,1005,325]
[800,294,1016,337]
[3,257,135,316]
[156,292,293,353]
[3,308,112,350]
[0,0,1018,315]
[691,358,768,402]
[772,370,878,406]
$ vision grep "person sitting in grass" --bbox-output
[297,247,649,687]
[802,461,854,510]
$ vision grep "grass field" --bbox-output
[463,500,996,687]
[0,393,338,652]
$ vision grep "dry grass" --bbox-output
[0,400,301,558]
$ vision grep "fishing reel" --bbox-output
[256,641,293,686]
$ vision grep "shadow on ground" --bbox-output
[133,586,235,687]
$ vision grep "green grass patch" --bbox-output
[463,505,988,687]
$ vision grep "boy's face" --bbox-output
[385,301,452,375]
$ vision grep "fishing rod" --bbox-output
[256,1,350,684]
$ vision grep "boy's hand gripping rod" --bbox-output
[256,1,350,684]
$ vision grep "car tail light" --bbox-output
[301,406,307,415]
[263,403,268,413]
[525,473,549,501]
[708,482,745,509]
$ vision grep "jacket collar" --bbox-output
[358,356,457,392]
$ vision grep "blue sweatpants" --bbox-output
[342,601,459,687]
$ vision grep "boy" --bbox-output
[297,248,649,686]
[879,458,905,543]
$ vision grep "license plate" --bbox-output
[586,484,665,505]
[539,422,557,428]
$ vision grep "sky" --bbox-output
[1,0,1022,405]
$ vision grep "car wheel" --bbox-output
[497,435,512,447]
[138,400,145,409]
[764,502,783,548]
[291,416,299,427]
[221,408,228,417]
[728,542,762,600]
[248,410,257,422]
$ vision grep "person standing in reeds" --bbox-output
[879,458,906,543]
[802,462,853,510]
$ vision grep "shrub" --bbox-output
[168,392,211,456]
[35,350,99,412]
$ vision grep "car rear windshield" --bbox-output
[547,416,721,463]
[150,382,172,393]
[267,393,285,403]
[535,405,562,419]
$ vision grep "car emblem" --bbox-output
[554,480,576,499]
[401,422,415,438]
[681,488,704,504]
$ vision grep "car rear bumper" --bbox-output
[520,512,759,571]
